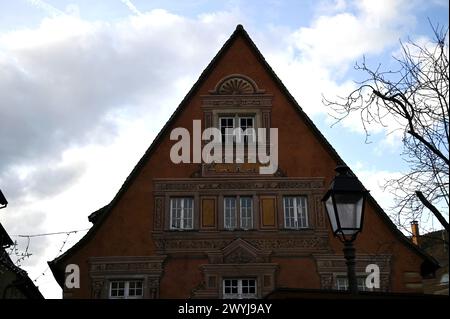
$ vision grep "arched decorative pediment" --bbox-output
[206,238,272,264]
[222,238,259,264]
[210,74,265,95]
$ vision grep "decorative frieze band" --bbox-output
[88,256,166,275]
[152,234,329,254]
[201,95,273,109]
[154,178,325,194]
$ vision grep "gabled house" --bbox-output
[49,25,438,299]
[1,223,43,299]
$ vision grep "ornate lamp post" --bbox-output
[322,166,369,294]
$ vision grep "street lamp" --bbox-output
[322,165,369,294]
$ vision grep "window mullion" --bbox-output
[237,195,241,229]
[303,197,308,228]
[293,198,299,228]
[180,199,185,229]
[125,281,129,299]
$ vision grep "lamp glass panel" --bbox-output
[334,193,363,234]
[325,196,338,233]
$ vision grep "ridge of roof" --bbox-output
[49,24,439,286]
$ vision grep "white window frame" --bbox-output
[224,196,253,230]
[238,116,255,144]
[219,115,255,144]
[223,278,257,299]
[170,197,194,230]
[335,276,367,291]
[220,117,235,144]
[283,196,309,229]
[240,197,253,230]
[224,197,237,229]
[109,280,144,299]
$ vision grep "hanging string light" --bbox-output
[6,228,89,284]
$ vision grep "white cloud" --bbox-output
[291,0,415,69]
[0,8,243,298]
[256,0,419,147]
[352,165,404,212]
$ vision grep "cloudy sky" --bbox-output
[0,0,448,298]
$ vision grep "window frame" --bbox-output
[224,196,237,230]
[283,196,309,229]
[223,196,254,230]
[109,280,144,299]
[219,115,256,144]
[220,117,235,144]
[222,278,257,299]
[239,196,253,230]
[335,276,368,291]
[170,197,194,230]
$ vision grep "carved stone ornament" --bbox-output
[88,256,166,276]
[210,74,266,95]
[154,177,325,194]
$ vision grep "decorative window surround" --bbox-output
[152,177,329,256]
[201,74,273,163]
[154,178,325,229]
[313,254,391,292]
[190,239,278,299]
[88,256,166,299]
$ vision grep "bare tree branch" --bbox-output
[416,191,449,232]
[324,21,449,234]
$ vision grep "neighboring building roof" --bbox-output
[1,247,44,299]
[48,24,439,287]
[0,223,14,248]
[419,229,448,262]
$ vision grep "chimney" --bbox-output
[411,220,420,245]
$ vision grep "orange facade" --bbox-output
[49,25,437,299]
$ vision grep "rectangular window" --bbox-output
[110,281,125,298]
[223,279,257,299]
[109,280,143,299]
[224,197,237,229]
[283,196,308,229]
[219,116,255,144]
[224,196,253,230]
[240,197,253,229]
[336,277,367,291]
[220,117,235,144]
[239,117,254,144]
[170,198,194,230]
